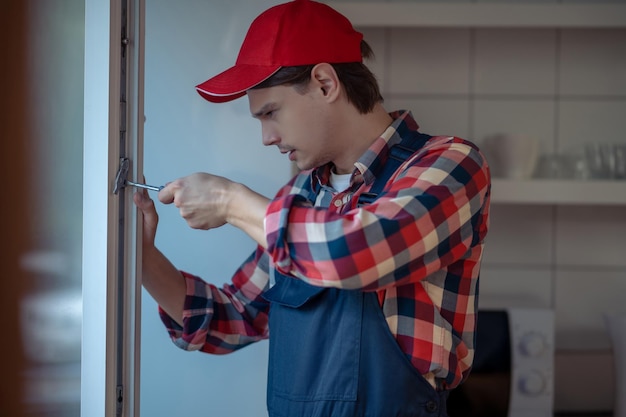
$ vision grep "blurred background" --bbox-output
[1,1,83,416]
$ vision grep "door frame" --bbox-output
[82,0,144,415]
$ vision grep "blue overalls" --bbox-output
[262,131,450,417]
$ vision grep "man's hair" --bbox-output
[252,40,383,114]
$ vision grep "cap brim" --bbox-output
[195,64,281,103]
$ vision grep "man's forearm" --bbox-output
[141,247,187,326]
[226,183,270,249]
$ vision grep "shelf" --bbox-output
[491,179,626,205]
[327,2,626,28]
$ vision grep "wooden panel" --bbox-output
[0,0,32,415]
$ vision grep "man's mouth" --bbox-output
[279,147,296,160]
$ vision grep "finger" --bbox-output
[134,191,158,224]
[157,181,176,205]
[133,188,151,209]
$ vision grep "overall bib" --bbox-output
[262,129,448,416]
[262,272,449,417]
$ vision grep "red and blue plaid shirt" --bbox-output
[159,110,491,390]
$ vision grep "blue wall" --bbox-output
[141,1,288,415]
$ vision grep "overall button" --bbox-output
[425,400,438,412]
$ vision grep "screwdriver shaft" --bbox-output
[126,180,164,192]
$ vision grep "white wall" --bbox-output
[141,1,287,416]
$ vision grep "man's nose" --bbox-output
[262,126,279,147]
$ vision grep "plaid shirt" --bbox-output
[160,110,491,390]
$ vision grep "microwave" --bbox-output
[448,306,555,417]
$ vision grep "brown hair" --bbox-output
[252,40,383,114]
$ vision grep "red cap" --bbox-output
[195,0,363,103]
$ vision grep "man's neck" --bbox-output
[332,104,393,174]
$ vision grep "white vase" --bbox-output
[605,313,626,417]
[482,134,539,179]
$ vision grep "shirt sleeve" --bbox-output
[264,137,491,291]
[159,246,271,353]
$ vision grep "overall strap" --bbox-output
[358,130,431,206]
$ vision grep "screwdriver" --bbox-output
[113,157,164,194]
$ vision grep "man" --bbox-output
[134,1,491,416]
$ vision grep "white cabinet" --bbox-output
[327,2,626,28]
[328,1,626,206]
[492,179,626,205]
[328,3,626,411]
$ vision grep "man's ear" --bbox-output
[310,63,341,102]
